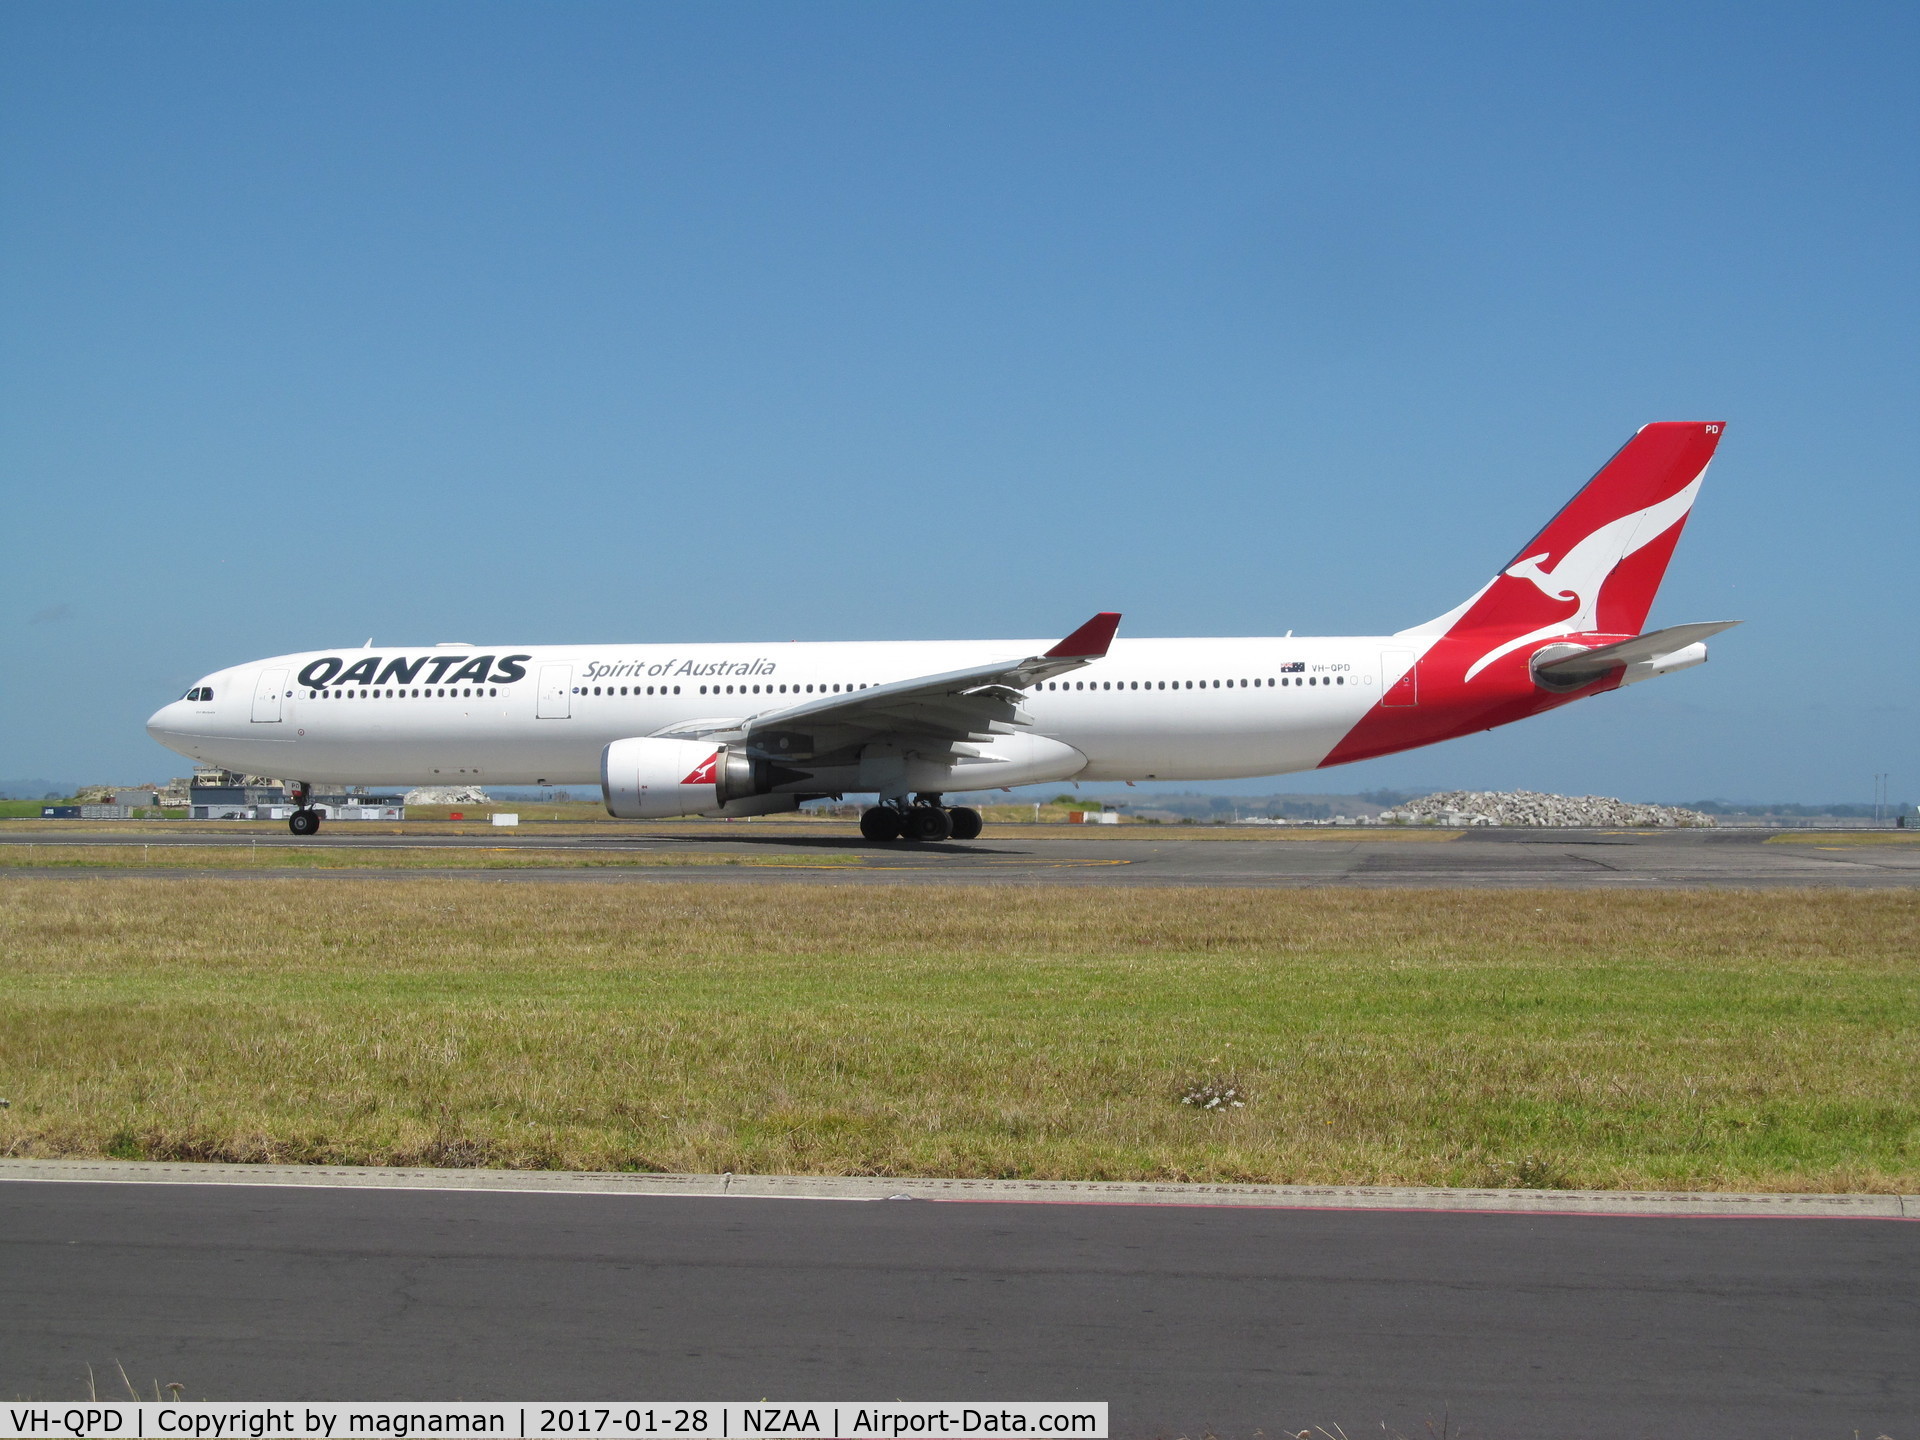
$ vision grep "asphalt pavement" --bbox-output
[2,1177,1913,1437]
[3,825,1918,887]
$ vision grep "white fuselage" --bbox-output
[144,424,1733,805]
[146,636,1395,789]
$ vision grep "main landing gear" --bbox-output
[858,797,983,843]
[287,781,322,837]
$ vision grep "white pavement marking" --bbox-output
[0,1158,1910,1219]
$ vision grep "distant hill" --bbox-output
[0,780,81,800]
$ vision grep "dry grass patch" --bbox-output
[1765,831,1920,847]
[0,845,859,870]
[980,823,1464,841]
[1,880,1914,1191]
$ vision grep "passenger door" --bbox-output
[536,664,572,719]
[1381,650,1418,707]
[251,668,288,722]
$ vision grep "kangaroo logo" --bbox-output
[680,751,720,786]
[1463,471,1706,682]
[1504,552,1582,601]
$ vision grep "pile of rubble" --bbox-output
[403,785,491,806]
[1381,790,1716,828]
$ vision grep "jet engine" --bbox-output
[600,737,807,819]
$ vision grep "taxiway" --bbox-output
[1,1172,1912,1436]
[1,825,1916,887]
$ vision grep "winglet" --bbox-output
[1046,612,1122,659]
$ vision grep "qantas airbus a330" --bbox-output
[148,422,1737,841]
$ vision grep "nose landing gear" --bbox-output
[857,797,983,843]
[287,781,322,837]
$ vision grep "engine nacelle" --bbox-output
[601,737,762,819]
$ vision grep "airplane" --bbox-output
[147,421,1737,842]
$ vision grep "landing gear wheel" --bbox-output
[947,806,983,841]
[288,809,321,837]
[859,807,903,842]
[904,806,953,842]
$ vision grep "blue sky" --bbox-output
[3,2,1914,801]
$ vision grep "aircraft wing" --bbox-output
[1533,620,1742,683]
[648,613,1121,758]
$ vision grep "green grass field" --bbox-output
[1,880,1914,1191]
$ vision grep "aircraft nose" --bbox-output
[147,700,188,741]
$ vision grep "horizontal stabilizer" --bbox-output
[1534,621,1741,683]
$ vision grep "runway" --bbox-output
[2,1174,1912,1436]
[3,825,1917,887]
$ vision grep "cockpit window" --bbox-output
[183,687,213,702]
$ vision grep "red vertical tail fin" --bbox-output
[1405,422,1724,677]
[1322,422,1728,771]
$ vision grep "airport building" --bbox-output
[185,768,405,821]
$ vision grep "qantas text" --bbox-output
[295,655,780,690]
